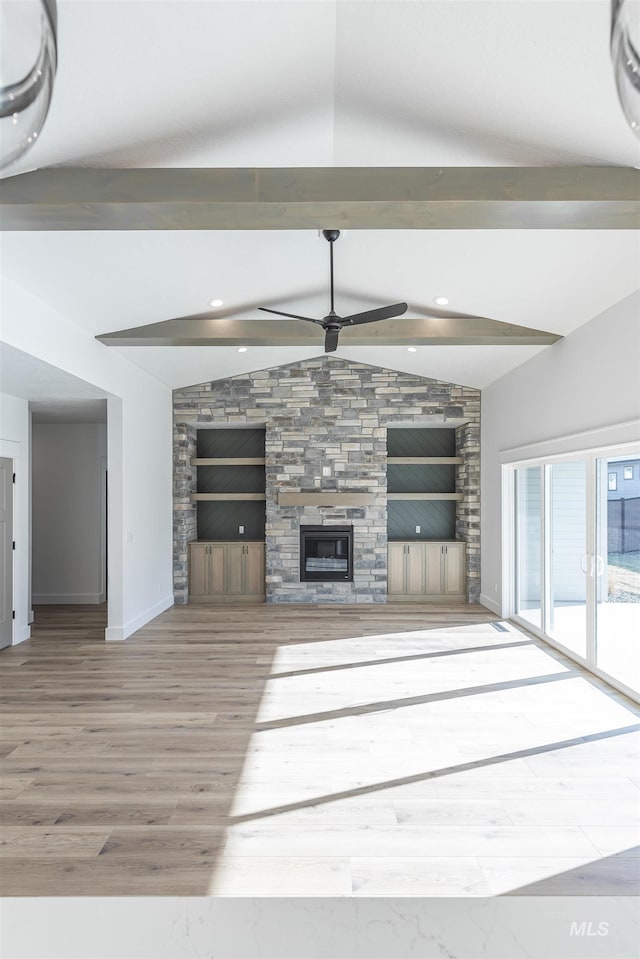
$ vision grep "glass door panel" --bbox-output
[595,455,640,691]
[514,466,542,629]
[547,461,587,658]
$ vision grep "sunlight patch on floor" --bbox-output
[207,622,640,896]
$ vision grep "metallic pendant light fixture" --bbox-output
[0,0,57,169]
[611,0,640,137]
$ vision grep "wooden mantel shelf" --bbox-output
[278,492,377,507]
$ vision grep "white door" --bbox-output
[0,458,13,650]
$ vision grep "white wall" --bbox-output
[32,422,107,604]
[0,392,30,643]
[0,278,174,640]
[481,291,640,615]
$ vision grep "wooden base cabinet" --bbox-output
[388,543,426,597]
[388,541,466,602]
[189,541,265,603]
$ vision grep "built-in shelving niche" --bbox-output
[194,428,266,541]
[387,428,459,541]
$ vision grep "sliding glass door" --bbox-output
[595,454,640,692]
[547,461,587,658]
[514,466,542,629]
[512,448,640,698]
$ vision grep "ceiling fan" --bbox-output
[94,227,563,351]
[259,229,408,353]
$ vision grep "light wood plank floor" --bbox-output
[1,602,639,896]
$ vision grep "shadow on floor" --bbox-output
[502,847,640,896]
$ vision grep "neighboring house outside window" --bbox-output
[607,459,640,500]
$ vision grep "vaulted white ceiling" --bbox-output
[1,0,638,391]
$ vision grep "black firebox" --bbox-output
[300,525,353,582]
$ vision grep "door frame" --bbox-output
[0,455,14,650]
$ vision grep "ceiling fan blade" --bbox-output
[258,307,320,324]
[324,328,339,353]
[342,303,409,326]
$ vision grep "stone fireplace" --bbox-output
[173,357,480,605]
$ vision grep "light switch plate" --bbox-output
[322,466,331,477]
[239,526,244,534]
[415,525,421,534]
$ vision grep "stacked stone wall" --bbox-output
[172,421,197,604]
[173,357,480,603]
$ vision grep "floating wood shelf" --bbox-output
[387,492,463,501]
[278,492,377,507]
[191,457,266,466]
[387,456,463,465]
[192,493,266,501]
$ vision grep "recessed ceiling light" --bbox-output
[407,347,417,353]
[434,296,449,306]
[237,346,248,353]
[209,298,224,308]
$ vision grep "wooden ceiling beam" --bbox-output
[1,166,638,230]
[96,316,562,347]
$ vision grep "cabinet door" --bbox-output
[225,543,245,595]
[424,544,444,594]
[405,543,425,594]
[387,543,406,594]
[443,543,465,595]
[244,543,265,595]
[189,544,210,596]
[208,544,226,595]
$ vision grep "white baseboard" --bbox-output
[33,593,106,605]
[479,592,502,616]
[12,624,31,645]
[105,594,174,642]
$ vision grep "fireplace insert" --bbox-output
[300,525,353,582]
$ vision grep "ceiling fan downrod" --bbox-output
[322,228,340,317]
[258,228,408,353]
